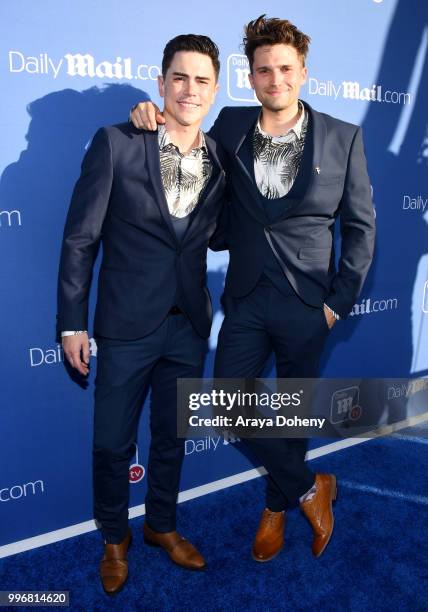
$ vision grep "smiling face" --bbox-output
[249,43,307,113]
[158,51,219,129]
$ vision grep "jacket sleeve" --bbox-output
[209,197,230,251]
[207,108,232,252]
[56,127,113,335]
[207,108,231,172]
[325,127,376,319]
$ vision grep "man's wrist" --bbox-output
[323,304,340,321]
[61,330,88,337]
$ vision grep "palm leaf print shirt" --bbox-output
[158,125,212,218]
[253,101,308,199]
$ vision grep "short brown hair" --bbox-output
[162,34,220,81]
[243,15,311,71]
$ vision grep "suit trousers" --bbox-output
[214,278,330,510]
[93,313,207,543]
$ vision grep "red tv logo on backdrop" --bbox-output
[129,444,145,483]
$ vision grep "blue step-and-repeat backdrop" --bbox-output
[1,0,427,554]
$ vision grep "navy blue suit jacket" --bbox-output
[57,122,226,340]
[209,101,375,319]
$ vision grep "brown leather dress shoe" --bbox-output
[300,473,337,557]
[143,523,206,570]
[100,528,132,595]
[252,508,285,562]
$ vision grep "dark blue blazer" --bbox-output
[209,101,375,319]
[57,122,226,340]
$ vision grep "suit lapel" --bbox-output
[276,101,327,222]
[144,130,179,246]
[230,102,327,224]
[181,133,224,242]
[146,129,225,245]
[198,132,223,207]
[309,103,327,178]
[236,131,256,184]
[234,111,269,225]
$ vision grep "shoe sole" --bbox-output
[143,536,206,571]
[251,542,284,563]
[103,579,128,597]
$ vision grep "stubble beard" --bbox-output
[259,90,296,114]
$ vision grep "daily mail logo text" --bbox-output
[0,210,21,228]
[225,54,410,105]
[227,54,258,103]
[308,78,411,105]
[330,386,361,425]
[29,338,97,367]
[0,480,44,502]
[9,51,161,81]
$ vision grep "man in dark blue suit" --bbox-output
[131,16,375,563]
[57,35,226,594]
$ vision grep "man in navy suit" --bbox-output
[57,35,226,594]
[131,16,375,562]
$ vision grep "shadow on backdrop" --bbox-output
[0,84,151,387]
[319,1,428,379]
[360,0,428,378]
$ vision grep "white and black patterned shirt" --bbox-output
[158,124,212,218]
[253,101,308,199]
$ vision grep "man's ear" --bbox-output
[301,65,308,86]
[158,74,165,98]
[211,82,220,103]
[248,72,255,90]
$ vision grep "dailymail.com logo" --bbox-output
[227,54,258,103]
[330,386,361,425]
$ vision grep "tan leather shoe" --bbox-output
[252,509,285,562]
[143,523,205,570]
[100,528,132,595]
[300,473,337,557]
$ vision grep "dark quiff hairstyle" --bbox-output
[243,14,311,71]
[162,34,220,81]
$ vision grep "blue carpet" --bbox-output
[1,433,427,611]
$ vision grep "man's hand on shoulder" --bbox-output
[130,102,164,130]
[62,332,90,376]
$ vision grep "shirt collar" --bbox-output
[256,100,306,140]
[158,124,208,154]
